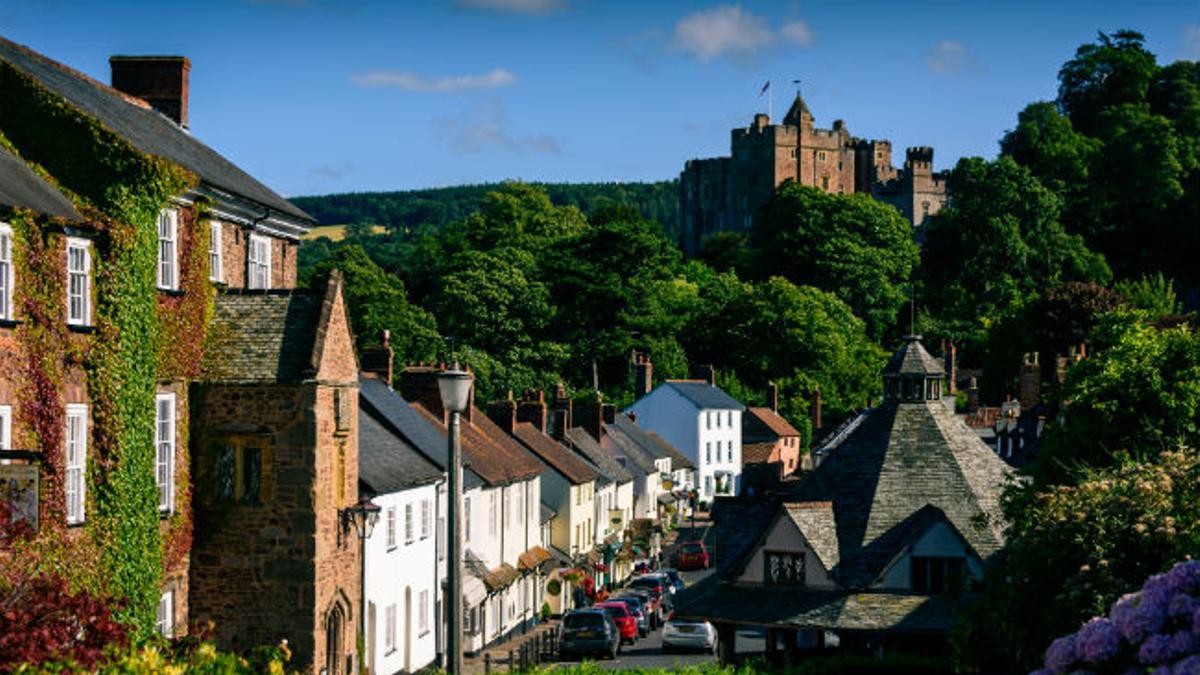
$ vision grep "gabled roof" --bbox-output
[202,290,323,383]
[742,442,779,465]
[563,427,633,485]
[358,377,482,490]
[0,36,313,225]
[610,414,671,461]
[658,380,745,411]
[784,502,840,573]
[408,403,544,487]
[744,407,802,442]
[512,423,598,486]
[606,415,665,475]
[645,430,694,471]
[882,336,944,376]
[0,143,82,220]
[359,411,442,496]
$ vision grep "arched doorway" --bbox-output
[326,604,345,675]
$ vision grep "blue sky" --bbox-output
[2,0,1197,197]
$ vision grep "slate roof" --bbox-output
[661,381,745,411]
[605,418,661,475]
[201,290,324,384]
[882,336,944,376]
[0,144,82,220]
[710,496,782,578]
[784,502,840,573]
[0,37,313,224]
[610,414,674,465]
[358,411,442,496]
[782,93,814,125]
[563,427,633,485]
[646,430,694,471]
[540,503,556,524]
[744,407,802,442]
[512,423,598,485]
[358,377,482,490]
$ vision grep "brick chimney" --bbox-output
[110,56,191,128]
[692,364,716,386]
[581,392,604,442]
[943,339,957,395]
[360,330,394,386]
[488,392,518,435]
[1019,352,1040,412]
[549,383,572,440]
[634,353,653,398]
[810,386,822,432]
[967,376,980,414]
[516,390,548,433]
[766,381,779,414]
[398,364,474,424]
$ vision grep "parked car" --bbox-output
[614,588,659,630]
[606,595,649,636]
[677,541,709,570]
[660,568,685,592]
[559,609,620,660]
[661,614,718,654]
[627,574,671,622]
[594,601,639,644]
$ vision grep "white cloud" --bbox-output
[436,100,561,155]
[925,39,972,76]
[1185,25,1200,60]
[350,68,518,92]
[670,5,814,63]
[457,0,568,15]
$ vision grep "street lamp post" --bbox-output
[438,365,473,675]
[342,496,381,675]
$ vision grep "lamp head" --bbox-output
[438,363,474,415]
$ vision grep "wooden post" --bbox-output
[716,623,736,665]
[508,649,514,673]
[783,629,799,668]
[484,653,492,675]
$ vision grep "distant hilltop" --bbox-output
[292,181,681,241]
[679,92,947,254]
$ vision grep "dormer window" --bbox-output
[157,209,178,290]
[911,556,965,594]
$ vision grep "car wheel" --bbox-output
[662,644,673,655]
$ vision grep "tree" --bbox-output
[953,450,1200,673]
[1057,30,1158,137]
[1115,272,1180,316]
[1035,310,1200,483]
[752,182,918,339]
[307,245,442,364]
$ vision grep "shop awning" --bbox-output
[518,545,553,571]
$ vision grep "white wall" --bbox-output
[875,520,983,589]
[697,408,742,499]
[365,482,441,675]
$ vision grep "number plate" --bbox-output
[577,631,595,638]
[678,625,695,633]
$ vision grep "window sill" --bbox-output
[67,324,95,334]
[0,318,20,329]
[159,509,173,519]
[387,545,397,552]
[67,519,86,528]
[158,288,186,298]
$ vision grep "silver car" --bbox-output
[661,616,718,653]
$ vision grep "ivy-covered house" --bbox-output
[0,34,331,653]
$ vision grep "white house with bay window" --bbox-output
[625,379,745,502]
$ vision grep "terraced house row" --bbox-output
[0,36,702,675]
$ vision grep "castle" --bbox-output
[679,92,948,254]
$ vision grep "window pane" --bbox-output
[216,446,235,499]
[242,447,261,502]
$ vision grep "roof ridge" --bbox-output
[0,35,156,114]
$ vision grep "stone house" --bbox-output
[675,337,1014,662]
[0,35,314,644]
[191,271,360,673]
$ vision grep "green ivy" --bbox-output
[0,60,198,638]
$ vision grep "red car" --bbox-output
[677,541,709,570]
[594,601,638,644]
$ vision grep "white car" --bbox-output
[661,615,717,653]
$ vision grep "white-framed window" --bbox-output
[489,491,497,536]
[157,208,178,290]
[705,475,713,495]
[705,442,711,464]
[0,404,11,450]
[208,221,223,283]
[464,496,471,542]
[248,234,271,290]
[0,222,13,321]
[156,393,176,513]
[384,603,396,653]
[65,404,87,525]
[156,589,174,638]
[438,516,445,560]
[706,412,711,430]
[421,498,431,539]
[405,502,414,544]
[66,238,91,326]
[418,590,430,635]
[727,411,732,426]
[386,506,397,548]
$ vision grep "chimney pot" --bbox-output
[109,56,191,128]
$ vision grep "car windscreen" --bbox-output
[564,613,605,629]
[629,578,660,589]
[682,543,703,553]
[599,605,628,617]
[614,597,642,610]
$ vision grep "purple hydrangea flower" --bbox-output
[1169,630,1197,660]
[1147,572,1174,597]
[1193,605,1200,636]
[1028,669,1052,675]
[1113,593,1141,642]
[1142,634,1177,665]
[1173,654,1200,675]
[1169,594,1198,620]
[1077,617,1123,664]
[1166,560,1200,595]
[1046,635,1078,673]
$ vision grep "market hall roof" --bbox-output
[0,143,82,220]
[882,335,944,376]
[0,36,314,229]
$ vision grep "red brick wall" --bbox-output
[210,220,299,290]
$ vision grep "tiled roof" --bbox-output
[563,427,633,485]
[882,336,944,376]
[358,410,442,496]
[409,403,544,487]
[645,430,694,470]
[744,407,802,442]
[201,290,324,384]
[0,37,313,224]
[0,144,81,220]
[359,377,482,490]
[512,423,598,485]
[742,442,778,465]
[661,381,745,411]
[471,412,547,482]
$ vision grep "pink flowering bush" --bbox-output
[1032,559,1200,674]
